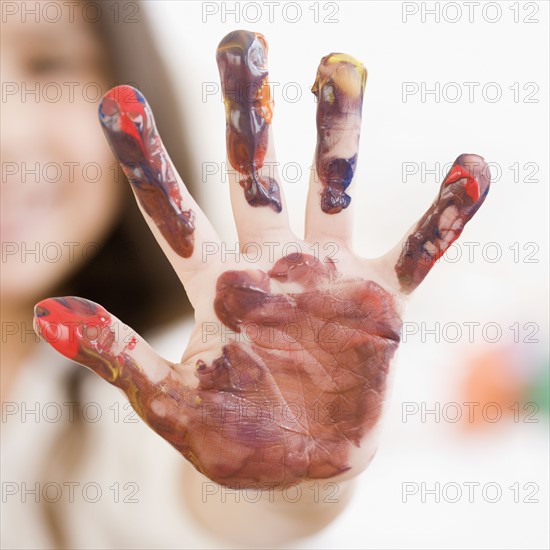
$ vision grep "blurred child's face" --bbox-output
[1,1,123,304]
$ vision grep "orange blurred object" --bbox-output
[460,346,531,430]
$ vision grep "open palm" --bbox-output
[34,31,490,490]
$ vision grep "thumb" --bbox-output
[34,297,207,468]
[33,297,174,402]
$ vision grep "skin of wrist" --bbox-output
[181,461,357,545]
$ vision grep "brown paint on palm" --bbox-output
[34,30,491,492]
[35,255,401,489]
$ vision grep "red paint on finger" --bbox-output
[395,153,491,293]
[443,163,480,202]
[33,297,142,386]
[34,297,112,360]
[99,85,195,258]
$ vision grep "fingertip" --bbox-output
[98,84,145,114]
[34,299,49,318]
[216,29,266,60]
[312,53,367,102]
[98,85,151,146]
[33,297,55,339]
[456,153,491,197]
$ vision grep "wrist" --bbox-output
[183,464,356,545]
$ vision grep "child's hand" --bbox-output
[34,31,490,490]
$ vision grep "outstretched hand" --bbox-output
[34,31,490,489]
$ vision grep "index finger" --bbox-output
[99,85,221,293]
